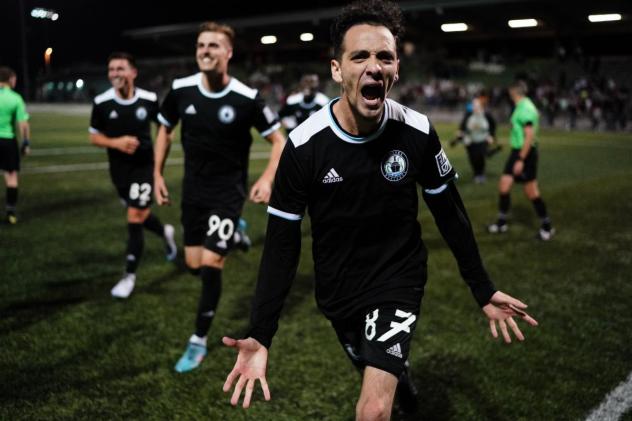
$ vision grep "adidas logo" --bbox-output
[386,343,403,358]
[185,104,197,115]
[109,110,118,119]
[322,168,343,184]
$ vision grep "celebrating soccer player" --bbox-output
[89,52,178,299]
[223,1,539,418]
[153,22,285,373]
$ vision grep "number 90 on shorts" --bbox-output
[201,211,239,256]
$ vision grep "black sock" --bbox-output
[498,193,510,224]
[531,197,552,230]
[143,212,164,237]
[195,266,222,338]
[125,223,144,273]
[6,187,17,213]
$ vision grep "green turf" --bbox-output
[1,112,631,420]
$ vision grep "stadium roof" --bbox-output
[119,0,632,58]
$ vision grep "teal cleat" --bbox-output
[174,342,207,373]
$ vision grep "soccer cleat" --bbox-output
[537,227,556,241]
[395,361,418,414]
[174,342,207,373]
[111,273,136,299]
[487,222,508,234]
[164,224,177,261]
[233,218,252,252]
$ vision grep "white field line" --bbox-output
[586,371,632,421]
[22,151,270,174]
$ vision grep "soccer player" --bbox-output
[487,81,554,240]
[89,52,177,299]
[153,22,285,373]
[278,74,329,131]
[222,1,538,418]
[0,66,30,225]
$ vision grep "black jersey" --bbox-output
[279,92,329,130]
[158,73,280,210]
[268,98,457,320]
[89,87,159,166]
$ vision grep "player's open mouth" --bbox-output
[360,84,383,106]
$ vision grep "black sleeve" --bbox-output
[422,181,496,307]
[417,125,458,190]
[89,101,104,133]
[246,215,302,348]
[252,92,281,137]
[158,88,180,128]
[486,112,496,137]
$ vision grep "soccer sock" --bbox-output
[531,197,552,230]
[142,212,164,237]
[498,193,510,224]
[195,266,222,338]
[6,187,17,213]
[125,223,144,274]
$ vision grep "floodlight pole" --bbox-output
[18,0,30,99]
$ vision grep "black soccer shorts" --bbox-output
[0,138,20,172]
[111,163,154,209]
[180,203,239,256]
[332,303,420,378]
[503,147,539,182]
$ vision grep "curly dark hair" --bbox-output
[330,0,404,59]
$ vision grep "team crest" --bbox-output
[218,105,236,124]
[135,106,147,121]
[435,149,452,177]
[381,150,409,182]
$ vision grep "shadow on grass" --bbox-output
[0,326,158,407]
[398,353,502,421]
[0,274,113,335]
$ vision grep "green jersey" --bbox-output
[0,86,29,139]
[509,97,539,149]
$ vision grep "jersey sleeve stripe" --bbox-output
[423,183,449,195]
[88,127,100,134]
[157,113,173,128]
[267,206,302,221]
[260,122,281,138]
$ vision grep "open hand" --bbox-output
[222,337,271,408]
[482,291,538,343]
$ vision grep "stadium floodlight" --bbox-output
[31,8,59,21]
[588,13,622,23]
[261,35,277,45]
[441,23,468,32]
[76,79,84,89]
[300,32,314,42]
[508,19,538,28]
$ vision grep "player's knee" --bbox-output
[127,207,150,223]
[201,252,225,270]
[356,398,389,421]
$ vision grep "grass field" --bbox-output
[1,111,631,420]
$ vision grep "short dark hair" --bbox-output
[509,80,528,96]
[108,52,136,69]
[0,66,16,83]
[198,21,235,48]
[330,0,404,59]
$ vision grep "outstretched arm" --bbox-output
[223,214,302,407]
[250,130,286,204]
[423,181,538,341]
